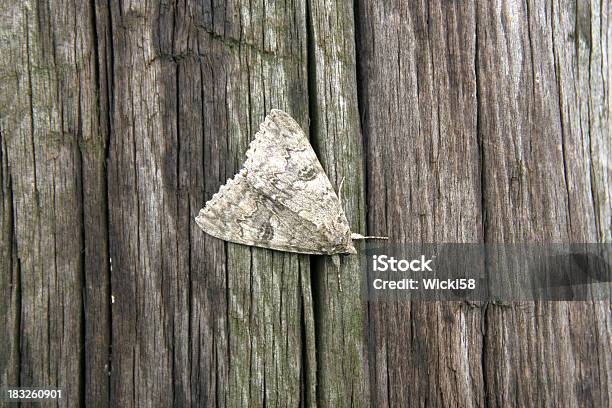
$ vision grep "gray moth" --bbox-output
[195,109,381,255]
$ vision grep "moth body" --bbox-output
[195,109,366,256]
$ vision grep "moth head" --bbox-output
[328,229,357,255]
[343,237,358,255]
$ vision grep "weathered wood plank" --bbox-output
[107,0,316,406]
[0,1,106,406]
[106,2,192,405]
[553,0,610,243]
[307,0,370,405]
[0,122,20,405]
[357,0,611,406]
[477,1,612,406]
[355,0,491,406]
[194,5,318,402]
[0,0,609,406]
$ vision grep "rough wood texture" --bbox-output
[0,1,106,406]
[357,0,611,407]
[477,1,612,406]
[0,0,610,407]
[356,1,486,406]
[106,0,315,406]
[0,109,20,398]
[307,0,370,405]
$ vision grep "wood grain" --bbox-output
[106,0,315,406]
[0,1,107,406]
[308,0,370,405]
[477,1,612,406]
[356,1,486,406]
[357,0,611,406]
[0,0,609,407]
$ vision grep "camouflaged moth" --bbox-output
[195,109,386,256]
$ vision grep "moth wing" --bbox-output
[195,171,334,254]
[243,109,353,247]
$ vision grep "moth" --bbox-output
[195,109,385,258]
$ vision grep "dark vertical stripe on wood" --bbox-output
[306,0,370,404]
[0,123,20,402]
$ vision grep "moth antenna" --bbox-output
[351,233,389,240]
[332,255,342,292]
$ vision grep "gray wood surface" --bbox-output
[356,2,486,406]
[358,0,611,406]
[0,0,610,407]
[308,0,370,405]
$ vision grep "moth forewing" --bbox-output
[196,109,359,256]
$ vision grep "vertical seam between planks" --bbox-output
[105,0,115,403]
[550,0,574,238]
[474,2,491,407]
[304,0,321,406]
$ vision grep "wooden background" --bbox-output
[1,0,610,406]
